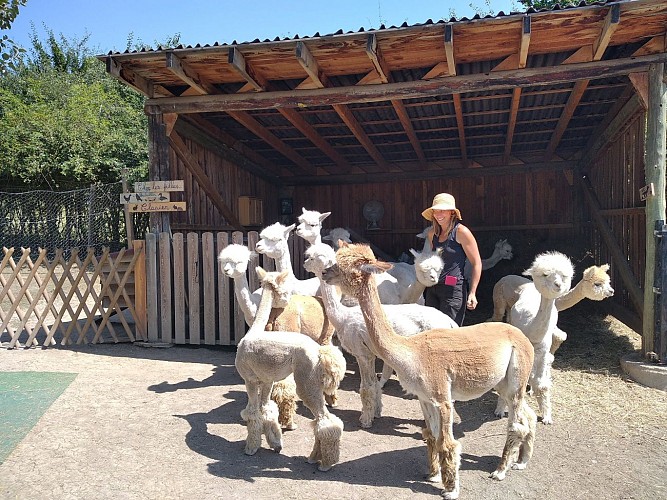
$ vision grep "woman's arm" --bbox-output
[456,224,481,309]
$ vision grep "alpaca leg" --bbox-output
[243,381,263,455]
[357,355,381,427]
[513,401,537,470]
[422,426,440,482]
[490,286,508,322]
[533,351,554,424]
[494,395,508,418]
[550,327,567,355]
[436,403,461,500]
[310,412,344,471]
[378,361,394,388]
[318,345,347,409]
[272,375,298,430]
[491,392,533,479]
[261,400,283,452]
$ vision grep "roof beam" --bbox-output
[444,24,456,77]
[165,52,218,95]
[226,110,315,176]
[228,47,268,91]
[545,4,620,160]
[145,52,667,114]
[107,56,165,98]
[443,24,468,165]
[296,41,386,172]
[365,33,426,166]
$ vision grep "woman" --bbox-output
[421,193,482,326]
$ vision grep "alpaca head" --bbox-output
[256,222,295,259]
[256,266,292,308]
[322,227,351,250]
[410,247,444,287]
[581,264,614,300]
[322,242,392,297]
[304,242,336,276]
[296,208,331,244]
[416,227,430,240]
[523,251,574,300]
[218,244,253,278]
[495,239,514,261]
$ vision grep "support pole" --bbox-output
[147,112,171,235]
[643,63,667,355]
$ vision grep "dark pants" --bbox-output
[424,281,467,326]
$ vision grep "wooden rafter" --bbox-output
[169,132,244,230]
[165,52,218,95]
[296,41,386,173]
[544,4,620,160]
[145,53,667,114]
[442,24,468,165]
[365,34,426,166]
[107,56,163,98]
[228,47,268,91]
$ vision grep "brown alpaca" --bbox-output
[322,242,537,499]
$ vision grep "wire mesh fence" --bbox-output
[0,182,146,259]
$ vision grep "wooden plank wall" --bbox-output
[586,112,646,324]
[145,231,279,346]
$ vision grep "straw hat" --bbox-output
[421,193,462,221]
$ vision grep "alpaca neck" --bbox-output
[233,274,258,326]
[356,276,408,364]
[528,294,558,343]
[403,281,426,303]
[316,276,348,330]
[272,246,295,275]
[555,280,586,311]
[482,248,503,270]
[248,285,275,334]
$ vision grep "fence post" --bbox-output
[122,169,135,245]
[132,239,147,341]
[657,221,667,363]
[145,233,159,341]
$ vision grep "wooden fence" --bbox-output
[1,232,308,348]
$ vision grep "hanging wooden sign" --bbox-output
[120,192,170,204]
[126,201,187,213]
[134,180,184,193]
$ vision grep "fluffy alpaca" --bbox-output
[255,222,321,296]
[296,207,331,246]
[322,227,352,249]
[495,251,574,425]
[218,243,338,424]
[235,266,346,471]
[322,242,536,497]
[464,238,514,283]
[491,264,613,353]
[304,243,458,428]
[385,246,445,304]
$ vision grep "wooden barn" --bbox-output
[100,0,667,356]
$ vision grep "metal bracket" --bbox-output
[653,286,661,294]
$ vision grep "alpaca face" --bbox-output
[304,243,336,275]
[296,208,330,242]
[411,247,444,287]
[218,244,251,278]
[323,228,351,250]
[256,223,294,259]
[582,265,614,300]
[259,270,292,308]
[523,251,574,300]
[323,243,391,296]
[496,239,513,260]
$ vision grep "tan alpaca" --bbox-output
[322,242,537,499]
[235,267,346,471]
[491,264,613,353]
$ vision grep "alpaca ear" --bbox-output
[522,267,533,277]
[285,223,296,236]
[319,211,331,223]
[338,240,349,248]
[322,233,332,241]
[302,207,308,214]
[256,266,267,280]
[277,270,291,284]
[601,263,610,272]
[409,248,419,258]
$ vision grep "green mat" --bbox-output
[0,371,77,464]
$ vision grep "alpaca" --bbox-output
[235,266,346,471]
[322,227,352,249]
[255,222,320,296]
[464,238,513,283]
[218,243,337,425]
[491,264,613,353]
[303,242,458,429]
[321,242,536,497]
[495,251,574,425]
[296,207,331,246]
[385,246,445,304]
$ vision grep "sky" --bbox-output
[5,0,520,55]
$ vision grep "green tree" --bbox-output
[516,0,597,9]
[0,28,148,189]
[0,0,27,74]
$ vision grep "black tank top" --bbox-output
[431,222,466,284]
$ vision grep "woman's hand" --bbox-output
[466,292,478,310]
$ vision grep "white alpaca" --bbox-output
[491,264,614,353]
[235,266,346,471]
[385,246,445,304]
[296,207,331,246]
[322,227,352,249]
[322,242,536,497]
[464,238,514,283]
[304,243,458,429]
[218,243,338,426]
[495,251,574,425]
[255,222,320,296]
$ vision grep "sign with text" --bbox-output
[134,180,184,193]
[120,192,170,204]
[127,201,187,213]
[639,183,655,201]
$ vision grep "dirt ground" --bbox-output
[1,306,667,500]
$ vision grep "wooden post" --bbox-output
[643,63,667,355]
[132,239,147,341]
[121,169,135,245]
[147,112,171,235]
